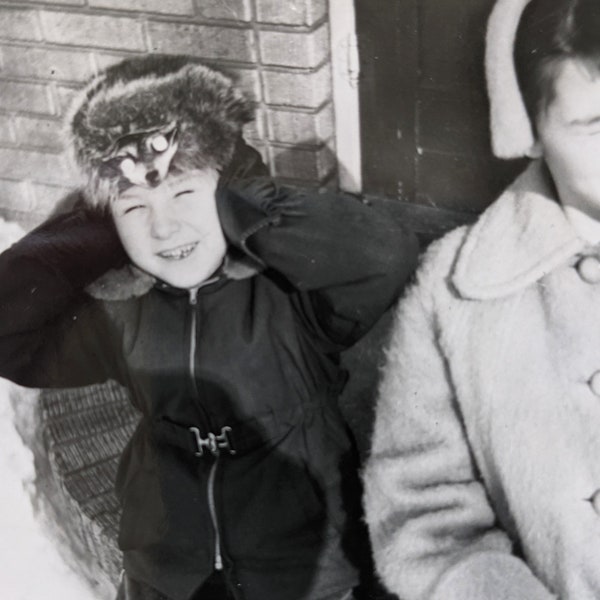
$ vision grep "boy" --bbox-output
[0,55,418,600]
[365,1,600,599]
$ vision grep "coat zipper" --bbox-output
[208,460,223,570]
[189,288,224,572]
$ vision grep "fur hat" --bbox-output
[486,0,535,159]
[68,54,254,206]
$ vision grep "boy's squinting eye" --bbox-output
[174,189,194,198]
[123,204,146,215]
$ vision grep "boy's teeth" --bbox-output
[159,243,197,260]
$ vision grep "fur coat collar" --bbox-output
[86,250,262,301]
[452,160,584,300]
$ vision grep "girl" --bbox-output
[365,1,600,599]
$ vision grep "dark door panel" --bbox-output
[356,0,526,212]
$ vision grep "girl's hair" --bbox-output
[515,0,600,125]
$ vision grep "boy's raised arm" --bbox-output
[217,177,419,348]
[0,204,126,387]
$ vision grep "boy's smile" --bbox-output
[111,168,227,289]
[157,241,199,261]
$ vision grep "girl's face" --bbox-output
[111,168,227,290]
[536,58,600,221]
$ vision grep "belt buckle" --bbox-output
[189,426,236,457]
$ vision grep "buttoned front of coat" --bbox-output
[365,160,600,600]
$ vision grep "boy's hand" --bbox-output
[216,177,282,254]
[217,138,269,189]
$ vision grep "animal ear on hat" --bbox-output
[486,0,536,159]
[66,55,254,207]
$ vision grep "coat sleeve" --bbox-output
[217,178,419,350]
[0,207,127,388]
[362,250,555,600]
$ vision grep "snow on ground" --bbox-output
[0,218,99,599]
[0,380,99,600]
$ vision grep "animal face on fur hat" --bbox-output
[68,54,254,207]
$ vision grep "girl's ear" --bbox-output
[526,139,544,159]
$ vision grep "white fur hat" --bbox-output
[486,0,535,159]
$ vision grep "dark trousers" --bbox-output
[116,572,356,600]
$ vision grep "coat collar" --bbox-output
[451,160,585,300]
[86,250,262,301]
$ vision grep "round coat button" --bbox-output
[577,256,600,284]
[589,371,600,397]
[591,489,600,515]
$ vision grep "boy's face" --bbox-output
[111,169,227,290]
[536,58,600,221]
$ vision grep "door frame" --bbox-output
[329,0,362,193]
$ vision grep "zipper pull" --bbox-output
[189,287,198,306]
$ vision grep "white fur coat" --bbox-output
[364,161,600,600]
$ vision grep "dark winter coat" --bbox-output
[0,165,417,600]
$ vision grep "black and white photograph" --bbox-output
[0,1,597,599]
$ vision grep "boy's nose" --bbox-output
[150,207,180,239]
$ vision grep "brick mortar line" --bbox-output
[259,62,330,75]
[0,174,29,181]
[0,38,145,58]
[0,3,256,30]
[0,140,65,154]
[248,0,267,124]
[0,108,64,122]
[0,38,330,75]
[0,37,144,55]
[265,102,331,115]
[0,109,64,123]
[0,53,263,82]
[268,137,334,151]
[262,54,330,72]
[145,13,251,30]
[0,78,59,116]
[4,139,65,152]
[263,98,331,113]
[0,72,84,87]
[256,15,329,35]
[0,2,328,33]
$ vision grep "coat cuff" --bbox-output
[430,552,556,600]
[15,207,128,291]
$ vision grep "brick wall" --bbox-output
[0,0,335,227]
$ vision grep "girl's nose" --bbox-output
[150,206,180,239]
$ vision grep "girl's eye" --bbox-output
[174,189,194,198]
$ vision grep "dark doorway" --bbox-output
[355,0,527,213]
